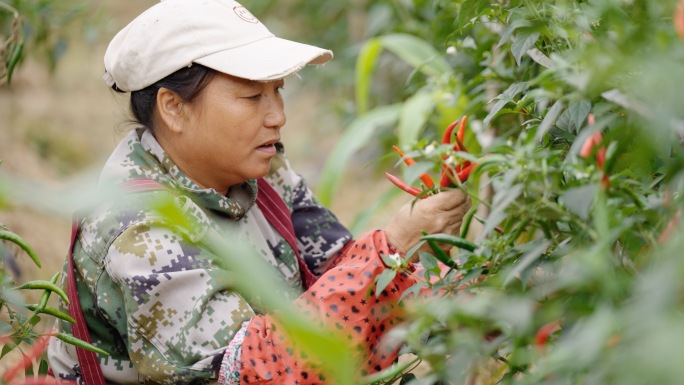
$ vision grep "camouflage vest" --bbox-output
[47,128,352,385]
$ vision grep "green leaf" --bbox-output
[536,100,565,142]
[38,358,49,375]
[1,341,17,359]
[512,31,540,65]
[560,184,598,220]
[380,253,401,269]
[557,100,592,134]
[503,240,551,286]
[378,33,451,77]
[317,104,401,206]
[402,161,433,186]
[480,184,523,239]
[398,282,426,303]
[277,316,356,385]
[527,48,554,68]
[355,38,383,114]
[593,190,611,244]
[397,90,435,147]
[497,18,532,48]
[418,251,439,273]
[375,269,397,298]
[457,0,490,32]
[483,82,529,127]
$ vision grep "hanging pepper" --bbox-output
[535,320,561,348]
[392,146,435,188]
[580,115,610,188]
[386,115,479,197]
[384,172,424,198]
[440,115,476,188]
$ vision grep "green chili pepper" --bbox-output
[0,229,41,268]
[460,205,478,239]
[23,272,61,327]
[421,231,459,269]
[509,218,531,245]
[25,305,76,324]
[420,233,478,252]
[6,39,24,84]
[56,333,110,356]
[15,279,69,304]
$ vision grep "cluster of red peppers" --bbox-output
[579,114,610,189]
[385,116,476,197]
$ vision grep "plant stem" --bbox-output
[0,1,18,16]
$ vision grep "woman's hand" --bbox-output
[384,188,471,256]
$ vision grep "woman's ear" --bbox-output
[156,88,185,134]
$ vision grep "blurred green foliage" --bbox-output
[3,0,684,383]
[0,0,89,85]
[307,0,684,383]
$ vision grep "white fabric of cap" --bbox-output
[103,0,333,92]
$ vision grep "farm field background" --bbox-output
[0,0,397,285]
[3,0,684,384]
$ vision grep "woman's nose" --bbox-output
[264,101,286,129]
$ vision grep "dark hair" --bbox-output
[115,64,216,130]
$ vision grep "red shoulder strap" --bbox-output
[255,179,317,289]
[67,220,106,385]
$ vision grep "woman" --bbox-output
[47,0,470,384]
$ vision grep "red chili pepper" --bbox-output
[385,172,423,198]
[579,131,610,188]
[439,115,473,188]
[675,0,684,39]
[453,135,469,155]
[440,161,478,186]
[457,115,468,144]
[535,320,561,347]
[596,146,606,169]
[442,118,460,144]
[392,146,435,188]
[3,334,52,382]
[579,131,603,158]
[457,162,477,183]
[439,166,452,188]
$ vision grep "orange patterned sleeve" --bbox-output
[237,230,417,384]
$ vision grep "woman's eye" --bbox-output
[246,93,262,100]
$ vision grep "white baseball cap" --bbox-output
[103,0,333,92]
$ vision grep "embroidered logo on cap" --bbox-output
[233,6,259,23]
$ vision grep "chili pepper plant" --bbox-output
[0,180,106,384]
[314,0,684,384]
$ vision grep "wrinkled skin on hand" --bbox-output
[384,188,471,257]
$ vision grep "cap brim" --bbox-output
[194,36,332,81]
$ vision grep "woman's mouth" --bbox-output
[256,143,277,155]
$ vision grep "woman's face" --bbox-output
[166,73,286,194]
